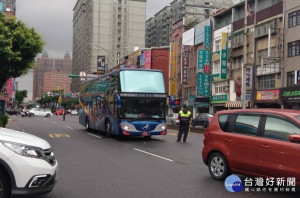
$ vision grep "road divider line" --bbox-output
[133,148,173,162]
[87,133,102,139]
[65,126,73,129]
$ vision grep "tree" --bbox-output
[0,13,44,88]
[15,90,27,107]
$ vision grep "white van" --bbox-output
[0,127,58,198]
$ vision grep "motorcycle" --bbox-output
[21,111,34,117]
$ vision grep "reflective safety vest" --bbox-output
[179,110,191,118]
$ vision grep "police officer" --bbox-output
[177,104,192,142]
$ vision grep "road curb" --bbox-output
[167,125,205,134]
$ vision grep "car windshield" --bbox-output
[119,97,166,119]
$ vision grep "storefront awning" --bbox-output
[225,101,251,108]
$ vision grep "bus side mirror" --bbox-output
[117,94,121,108]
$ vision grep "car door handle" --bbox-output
[260,144,269,149]
[225,138,232,143]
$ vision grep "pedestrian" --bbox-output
[63,109,66,121]
[177,104,192,142]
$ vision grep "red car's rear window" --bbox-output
[296,116,300,121]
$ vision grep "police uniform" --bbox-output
[177,109,191,142]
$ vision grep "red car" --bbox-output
[55,109,63,115]
[202,109,300,186]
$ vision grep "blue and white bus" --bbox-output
[79,69,168,138]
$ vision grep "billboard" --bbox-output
[6,78,14,98]
[197,73,210,96]
[97,56,106,75]
[246,66,253,89]
[197,49,210,73]
[182,28,195,46]
[256,89,280,101]
[195,20,210,45]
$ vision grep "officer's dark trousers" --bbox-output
[178,124,189,142]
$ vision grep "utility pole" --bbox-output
[242,0,248,109]
[252,0,257,109]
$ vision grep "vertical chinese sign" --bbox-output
[97,56,106,75]
[169,43,178,96]
[6,78,14,98]
[144,50,152,69]
[220,32,228,79]
[204,26,211,49]
[182,46,190,84]
[197,49,210,96]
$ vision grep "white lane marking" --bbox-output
[87,133,102,139]
[65,126,73,129]
[133,148,173,162]
[52,122,56,124]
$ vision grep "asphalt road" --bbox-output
[6,115,300,198]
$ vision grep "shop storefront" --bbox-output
[255,89,281,108]
[281,85,300,110]
[195,97,209,114]
[210,94,228,113]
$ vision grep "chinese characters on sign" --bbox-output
[97,56,106,75]
[204,26,211,49]
[246,66,253,89]
[197,49,210,96]
[197,73,210,96]
[182,50,189,84]
[244,177,296,193]
[169,43,178,96]
[220,32,228,79]
[210,94,228,104]
[256,89,280,101]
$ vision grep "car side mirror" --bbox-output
[289,134,300,143]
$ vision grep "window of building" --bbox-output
[118,7,122,12]
[213,81,228,94]
[258,47,276,63]
[264,116,300,141]
[117,52,120,57]
[118,30,121,34]
[233,56,243,69]
[258,74,275,90]
[288,41,300,57]
[118,15,121,19]
[117,45,120,49]
[118,37,121,42]
[287,71,295,86]
[288,10,300,28]
[233,115,260,136]
[118,22,121,27]
[213,61,220,74]
[215,39,221,52]
[118,0,122,4]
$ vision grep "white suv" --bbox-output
[0,127,58,198]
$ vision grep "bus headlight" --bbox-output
[153,124,167,132]
[119,123,138,132]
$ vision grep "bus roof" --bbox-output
[82,68,164,84]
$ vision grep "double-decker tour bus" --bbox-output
[79,69,167,138]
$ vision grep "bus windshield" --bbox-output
[120,70,165,93]
[119,98,166,119]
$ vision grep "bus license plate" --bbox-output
[142,132,149,136]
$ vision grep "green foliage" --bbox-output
[0,114,9,128]
[15,90,28,107]
[0,13,44,88]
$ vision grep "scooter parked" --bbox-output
[21,111,34,117]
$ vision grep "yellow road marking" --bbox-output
[49,134,70,138]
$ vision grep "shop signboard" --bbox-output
[256,89,280,101]
[211,94,228,104]
[281,86,300,101]
[197,73,210,96]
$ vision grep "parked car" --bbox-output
[29,108,53,117]
[191,113,213,128]
[166,113,179,125]
[67,109,72,114]
[55,109,63,115]
[5,108,20,116]
[202,109,300,186]
[71,109,78,116]
[0,127,58,197]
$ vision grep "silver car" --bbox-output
[29,108,53,117]
[166,113,179,125]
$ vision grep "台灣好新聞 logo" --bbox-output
[224,175,244,192]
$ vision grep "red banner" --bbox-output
[256,89,280,101]
[6,78,13,98]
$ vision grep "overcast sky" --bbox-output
[16,0,173,59]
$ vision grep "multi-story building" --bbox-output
[72,0,146,92]
[43,71,71,95]
[146,6,171,48]
[281,0,300,109]
[33,51,72,101]
[0,0,16,17]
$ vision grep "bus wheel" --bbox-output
[85,118,91,132]
[105,120,111,137]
